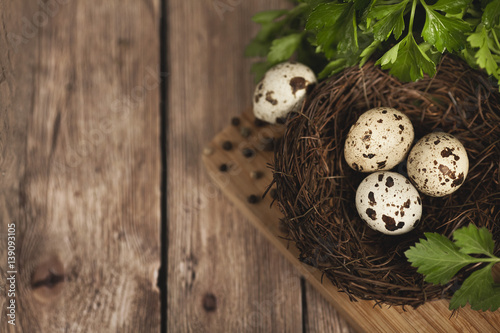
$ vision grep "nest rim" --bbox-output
[273,55,500,308]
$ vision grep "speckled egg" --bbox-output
[356,172,422,235]
[344,107,414,172]
[407,132,469,197]
[253,62,317,124]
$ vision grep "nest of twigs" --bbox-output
[273,55,500,308]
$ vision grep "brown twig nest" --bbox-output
[273,56,500,308]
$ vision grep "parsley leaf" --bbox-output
[359,40,381,66]
[306,2,358,58]
[247,0,500,87]
[453,224,495,256]
[267,33,304,64]
[318,58,347,79]
[377,34,436,82]
[251,9,288,24]
[421,1,471,52]
[405,225,500,311]
[405,232,475,284]
[483,0,500,29]
[449,264,500,311]
[467,25,500,79]
[370,1,409,41]
[430,0,472,15]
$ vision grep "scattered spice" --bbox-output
[247,194,259,204]
[250,171,263,180]
[222,141,233,151]
[219,164,228,172]
[231,117,240,126]
[242,148,255,158]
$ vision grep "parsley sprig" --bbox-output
[405,225,500,311]
[246,0,500,87]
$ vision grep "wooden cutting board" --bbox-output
[202,110,500,333]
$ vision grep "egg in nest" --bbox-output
[407,132,469,197]
[355,171,422,235]
[344,107,414,172]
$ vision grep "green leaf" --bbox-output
[267,33,304,64]
[318,58,347,79]
[245,39,272,57]
[306,2,358,58]
[406,225,500,311]
[450,264,500,311]
[405,232,475,285]
[421,3,471,52]
[431,0,472,15]
[377,34,436,82]
[251,9,288,24]
[370,1,409,41]
[360,40,381,66]
[453,224,495,256]
[483,0,500,29]
[471,286,500,312]
[467,26,500,79]
[306,3,345,31]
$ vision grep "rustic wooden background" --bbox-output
[0,0,354,332]
[166,0,354,332]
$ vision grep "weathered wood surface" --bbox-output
[166,0,355,332]
[0,1,161,332]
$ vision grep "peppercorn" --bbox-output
[231,117,240,126]
[242,148,255,158]
[222,141,233,151]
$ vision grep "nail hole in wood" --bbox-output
[202,293,217,312]
[31,256,65,303]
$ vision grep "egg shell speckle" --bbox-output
[407,132,469,197]
[355,171,422,235]
[253,62,317,124]
[344,107,414,172]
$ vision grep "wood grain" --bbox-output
[203,109,500,333]
[0,1,161,331]
[166,0,354,332]
[304,283,355,333]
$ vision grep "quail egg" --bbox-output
[356,171,422,235]
[344,107,414,172]
[407,132,469,197]
[253,62,317,124]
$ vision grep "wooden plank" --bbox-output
[0,1,161,331]
[165,0,332,331]
[202,109,500,333]
[304,283,356,333]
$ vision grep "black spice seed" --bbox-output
[240,127,251,138]
[231,117,240,126]
[219,164,228,172]
[254,118,267,127]
[270,188,278,200]
[247,194,259,204]
[242,148,255,158]
[222,141,233,151]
